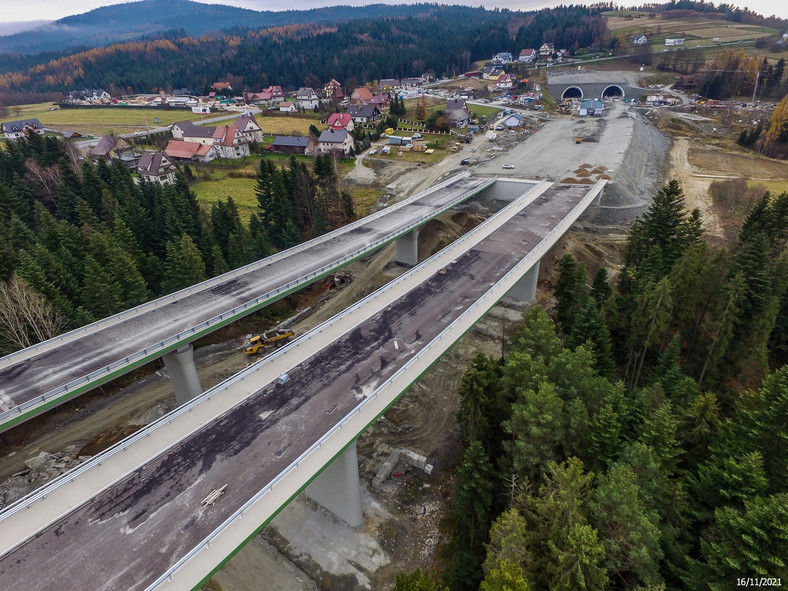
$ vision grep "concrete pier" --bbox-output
[395,229,419,267]
[162,344,203,405]
[506,260,540,303]
[305,441,364,527]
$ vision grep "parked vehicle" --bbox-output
[460,158,470,165]
[502,163,514,169]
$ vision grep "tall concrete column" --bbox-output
[395,229,420,267]
[305,441,363,527]
[162,344,203,405]
[506,260,540,303]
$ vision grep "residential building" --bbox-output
[234,114,264,143]
[164,140,216,163]
[271,136,316,155]
[496,73,514,90]
[326,112,355,132]
[348,104,381,124]
[518,48,536,62]
[1,118,45,140]
[171,120,216,145]
[212,81,233,92]
[350,86,374,105]
[90,134,138,165]
[67,88,111,103]
[295,87,321,110]
[279,101,298,113]
[379,78,400,90]
[491,52,513,64]
[368,93,391,112]
[323,79,344,102]
[503,113,524,128]
[137,151,178,185]
[539,42,555,58]
[482,65,503,80]
[317,128,353,155]
[212,125,250,159]
[400,77,423,88]
[444,99,471,128]
[633,33,649,45]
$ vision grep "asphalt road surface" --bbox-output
[0,175,492,428]
[0,183,592,590]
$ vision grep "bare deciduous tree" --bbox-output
[0,275,66,352]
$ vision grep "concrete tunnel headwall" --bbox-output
[602,84,625,98]
[561,86,584,100]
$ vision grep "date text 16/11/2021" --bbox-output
[737,579,782,587]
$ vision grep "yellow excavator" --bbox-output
[245,329,294,354]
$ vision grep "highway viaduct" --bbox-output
[0,178,604,590]
[0,173,495,433]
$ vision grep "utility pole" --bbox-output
[752,69,760,104]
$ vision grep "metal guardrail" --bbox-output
[0,176,496,425]
[0,176,508,528]
[144,180,604,590]
[0,172,479,372]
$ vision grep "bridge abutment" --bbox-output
[395,229,419,267]
[305,440,364,527]
[163,344,203,405]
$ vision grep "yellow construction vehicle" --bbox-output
[245,329,294,354]
[575,136,583,144]
[558,98,573,114]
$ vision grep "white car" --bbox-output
[412,133,422,139]
[502,163,514,169]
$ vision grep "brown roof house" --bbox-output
[137,151,178,185]
[350,86,373,106]
[234,114,264,143]
[164,140,216,163]
[90,134,138,166]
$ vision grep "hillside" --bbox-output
[0,0,467,56]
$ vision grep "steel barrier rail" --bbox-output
[146,180,605,590]
[0,172,478,371]
[0,176,524,539]
[0,176,496,426]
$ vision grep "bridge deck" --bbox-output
[0,182,600,590]
[0,174,495,431]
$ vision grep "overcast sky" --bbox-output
[4,0,787,24]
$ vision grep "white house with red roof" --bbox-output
[519,48,536,63]
[326,112,355,132]
[212,125,250,159]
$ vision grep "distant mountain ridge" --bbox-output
[0,0,442,55]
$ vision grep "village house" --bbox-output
[164,140,217,163]
[496,73,515,90]
[279,101,298,113]
[348,104,381,124]
[243,86,284,108]
[67,88,112,103]
[444,98,472,128]
[326,112,355,132]
[170,120,249,158]
[368,93,391,112]
[137,151,178,185]
[482,65,504,80]
[317,128,353,155]
[212,125,250,159]
[89,134,138,165]
[350,86,374,106]
[491,52,513,64]
[503,113,524,128]
[171,120,216,145]
[1,118,46,140]
[633,33,649,45]
[212,81,233,92]
[400,77,423,88]
[234,114,264,143]
[539,42,555,58]
[271,136,316,155]
[518,48,536,63]
[323,79,344,103]
[295,87,321,110]
[379,78,400,90]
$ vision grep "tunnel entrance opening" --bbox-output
[601,85,625,99]
[561,86,583,100]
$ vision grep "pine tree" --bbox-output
[161,234,206,294]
